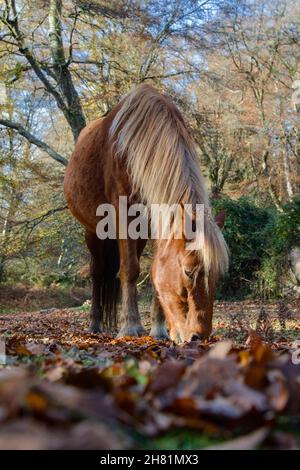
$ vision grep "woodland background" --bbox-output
[0,0,299,308]
[1,0,300,451]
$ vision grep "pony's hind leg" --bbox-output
[117,239,145,337]
[85,230,103,333]
[149,293,169,340]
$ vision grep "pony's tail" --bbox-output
[99,238,120,329]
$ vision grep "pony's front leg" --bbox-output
[149,293,169,340]
[117,239,145,337]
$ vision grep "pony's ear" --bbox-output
[214,210,226,230]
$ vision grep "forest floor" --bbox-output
[0,290,299,450]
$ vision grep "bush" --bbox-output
[256,197,300,298]
[212,197,276,299]
[272,198,300,250]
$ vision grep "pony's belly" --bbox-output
[64,162,108,233]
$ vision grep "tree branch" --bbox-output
[0,119,68,166]
[1,0,86,141]
[0,205,67,227]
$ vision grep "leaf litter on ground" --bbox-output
[0,305,300,449]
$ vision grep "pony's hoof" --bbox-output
[117,324,146,338]
[170,330,183,344]
[149,326,169,340]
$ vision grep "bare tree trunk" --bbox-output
[282,149,294,201]
[0,0,86,163]
[49,0,86,140]
[0,200,17,282]
[268,174,283,212]
[0,217,9,282]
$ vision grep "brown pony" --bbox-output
[64,84,229,342]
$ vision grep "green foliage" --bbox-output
[212,196,300,299]
[273,198,300,251]
[4,209,89,288]
[212,197,276,299]
[256,198,300,298]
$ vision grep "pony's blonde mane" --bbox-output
[109,84,229,281]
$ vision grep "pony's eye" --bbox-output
[184,269,194,279]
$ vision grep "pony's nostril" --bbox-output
[190,334,201,341]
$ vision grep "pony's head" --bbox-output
[152,211,227,343]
